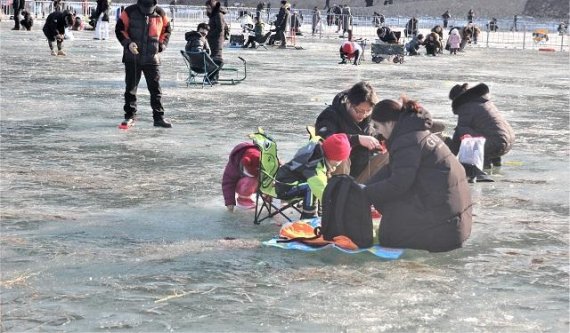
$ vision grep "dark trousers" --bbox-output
[13,8,22,29]
[278,183,315,214]
[123,62,163,118]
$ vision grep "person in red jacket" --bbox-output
[115,0,172,129]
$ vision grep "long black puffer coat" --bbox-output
[364,108,473,252]
[315,91,376,178]
[449,83,515,160]
[206,2,228,62]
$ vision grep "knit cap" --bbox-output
[322,133,351,161]
[241,148,260,177]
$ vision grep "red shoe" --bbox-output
[236,197,256,209]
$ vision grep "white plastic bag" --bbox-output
[458,136,486,171]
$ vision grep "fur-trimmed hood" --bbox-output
[451,83,490,114]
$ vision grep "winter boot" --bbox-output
[50,49,57,56]
[153,112,172,128]
[57,50,66,56]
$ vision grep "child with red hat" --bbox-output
[339,39,362,65]
[275,133,351,219]
[222,143,261,211]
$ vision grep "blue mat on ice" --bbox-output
[262,218,404,260]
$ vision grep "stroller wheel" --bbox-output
[373,56,384,63]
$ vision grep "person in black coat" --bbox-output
[270,0,290,48]
[447,83,515,168]
[404,17,418,38]
[315,81,385,182]
[363,98,473,252]
[42,10,73,55]
[376,26,398,43]
[206,0,228,81]
[12,0,25,30]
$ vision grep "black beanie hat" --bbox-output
[371,99,402,123]
[449,83,469,100]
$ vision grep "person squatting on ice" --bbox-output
[115,0,172,128]
[446,83,515,169]
[275,133,352,219]
[42,10,74,56]
[93,0,110,40]
[20,10,34,31]
[315,81,385,183]
[339,40,362,65]
[222,143,261,211]
[363,98,473,252]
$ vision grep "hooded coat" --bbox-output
[449,83,515,159]
[222,142,259,206]
[364,108,473,252]
[315,91,375,178]
[43,10,72,39]
[206,1,228,62]
[115,0,172,65]
[185,30,211,54]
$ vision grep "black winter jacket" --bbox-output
[115,4,172,65]
[364,108,473,252]
[450,83,515,159]
[315,91,375,178]
[206,3,228,61]
[185,31,211,54]
[42,11,67,39]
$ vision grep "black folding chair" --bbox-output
[180,50,219,88]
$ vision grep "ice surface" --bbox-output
[1,20,569,332]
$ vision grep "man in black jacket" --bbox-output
[42,10,73,56]
[12,0,25,30]
[115,0,172,128]
[315,81,384,182]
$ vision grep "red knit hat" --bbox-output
[322,133,351,161]
[342,42,354,55]
[241,148,260,177]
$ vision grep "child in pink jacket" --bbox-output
[448,28,461,55]
[222,143,260,211]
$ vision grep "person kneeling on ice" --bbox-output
[275,133,351,219]
[338,39,362,65]
[362,98,473,252]
[222,143,261,211]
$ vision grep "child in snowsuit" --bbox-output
[448,28,461,54]
[339,40,362,65]
[42,10,74,56]
[222,143,261,211]
[275,133,351,219]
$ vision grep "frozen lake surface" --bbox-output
[1,21,569,332]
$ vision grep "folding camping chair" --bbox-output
[248,127,303,224]
[180,50,219,88]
